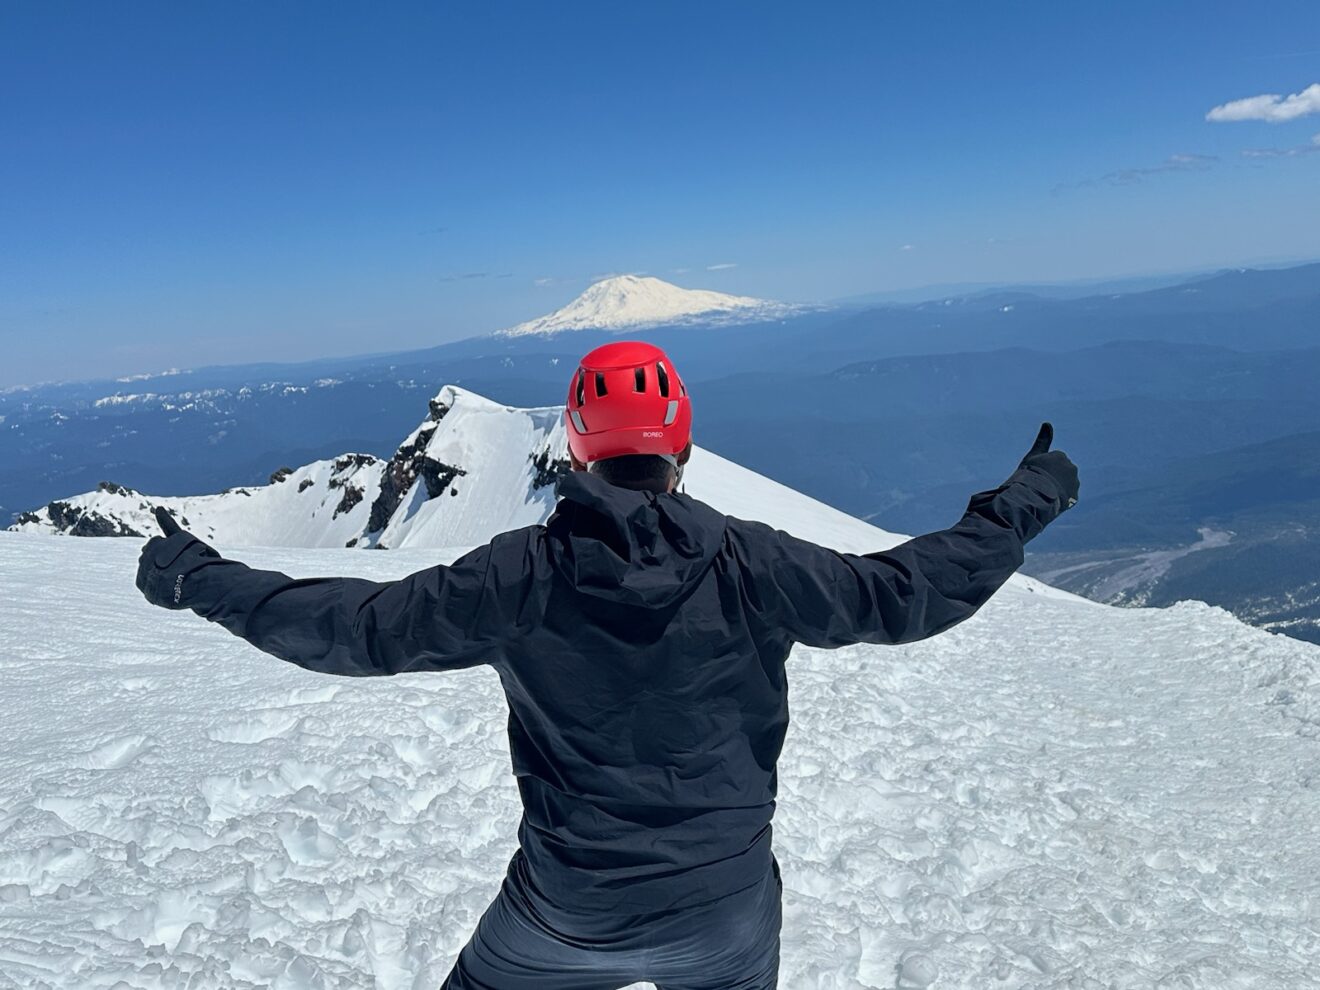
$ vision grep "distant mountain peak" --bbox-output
[498,275,802,337]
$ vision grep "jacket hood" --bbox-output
[546,470,727,609]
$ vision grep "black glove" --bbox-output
[1014,422,1079,511]
[135,506,220,610]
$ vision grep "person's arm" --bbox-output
[136,508,501,676]
[727,423,1079,648]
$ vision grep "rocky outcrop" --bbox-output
[326,455,379,520]
[530,446,571,490]
[333,484,364,518]
[365,412,467,534]
[44,501,144,538]
[333,454,377,473]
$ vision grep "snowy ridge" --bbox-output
[362,386,569,550]
[498,275,804,337]
[8,456,384,548]
[8,386,571,551]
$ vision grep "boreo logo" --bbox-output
[173,574,185,604]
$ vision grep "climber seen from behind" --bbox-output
[136,340,1080,989]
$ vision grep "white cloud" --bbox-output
[533,277,555,286]
[900,244,915,252]
[706,262,738,271]
[1206,82,1320,122]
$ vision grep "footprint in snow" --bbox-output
[286,685,340,705]
[205,711,301,744]
[79,734,157,769]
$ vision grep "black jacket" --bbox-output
[139,463,1069,912]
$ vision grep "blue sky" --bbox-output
[2,1,1318,386]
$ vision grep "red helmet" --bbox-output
[565,341,692,465]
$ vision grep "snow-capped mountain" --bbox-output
[498,274,804,337]
[9,386,572,550]
[2,416,1318,986]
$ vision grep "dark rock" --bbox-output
[333,453,378,474]
[46,500,78,531]
[419,459,466,500]
[269,467,294,485]
[298,478,315,493]
[530,446,572,490]
[44,500,144,538]
[428,395,452,422]
[333,483,365,519]
[15,511,42,526]
[96,481,134,496]
[366,424,470,533]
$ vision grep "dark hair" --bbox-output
[589,454,677,493]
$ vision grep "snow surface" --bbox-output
[4,446,1320,987]
[499,275,803,336]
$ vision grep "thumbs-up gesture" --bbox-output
[135,506,219,609]
[1016,423,1079,511]
[153,505,183,538]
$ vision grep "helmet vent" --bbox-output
[634,367,646,392]
[594,372,608,397]
[656,361,670,397]
[574,370,586,406]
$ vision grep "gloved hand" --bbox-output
[1014,422,1079,511]
[135,506,220,609]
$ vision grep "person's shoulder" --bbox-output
[490,523,546,555]
[719,512,777,541]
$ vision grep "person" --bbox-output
[136,339,1079,989]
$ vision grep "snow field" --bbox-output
[2,533,1319,988]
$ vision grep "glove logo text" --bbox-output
[173,574,184,604]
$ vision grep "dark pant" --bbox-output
[441,852,782,990]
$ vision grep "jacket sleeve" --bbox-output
[176,544,503,676]
[726,465,1067,648]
